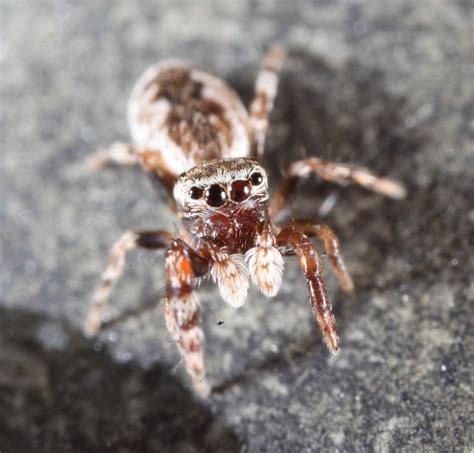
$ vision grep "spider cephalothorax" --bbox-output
[176,159,269,245]
[174,158,283,310]
[174,158,268,214]
[85,45,405,397]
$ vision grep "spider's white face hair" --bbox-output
[173,157,269,211]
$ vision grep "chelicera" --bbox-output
[85,45,406,397]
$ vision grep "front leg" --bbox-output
[84,230,173,336]
[277,226,339,353]
[284,219,354,293]
[271,157,406,217]
[165,239,210,397]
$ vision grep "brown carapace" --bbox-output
[85,45,406,397]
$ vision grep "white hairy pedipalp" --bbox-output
[245,229,284,297]
[210,253,250,307]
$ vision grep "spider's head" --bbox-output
[174,158,269,215]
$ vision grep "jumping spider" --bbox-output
[85,45,405,397]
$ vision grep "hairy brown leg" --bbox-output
[87,142,139,170]
[277,226,340,353]
[88,145,178,212]
[271,157,406,217]
[165,239,210,397]
[84,230,173,336]
[285,219,354,293]
[139,150,178,213]
[250,44,285,160]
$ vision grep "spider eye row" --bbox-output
[188,172,264,207]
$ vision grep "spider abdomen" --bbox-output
[127,60,253,176]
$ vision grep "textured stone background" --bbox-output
[1,1,473,451]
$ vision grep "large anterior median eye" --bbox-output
[230,180,251,202]
[205,184,227,207]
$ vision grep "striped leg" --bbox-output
[271,157,406,217]
[285,219,354,293]
[87,142,139,171]
[250,44,285,160]
[84,230,172,336]
[88,144,178,211]
[277,226,339,354]
[165,239,210,397]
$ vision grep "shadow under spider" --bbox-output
[100,288,165,331]
[0,306,242,452]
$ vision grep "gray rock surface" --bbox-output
[1,1,472,451]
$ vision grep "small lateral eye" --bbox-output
[250,172,264,186]
[189,186,203,200]
[205,184,227,207]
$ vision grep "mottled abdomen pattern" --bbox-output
[128,61,253,176]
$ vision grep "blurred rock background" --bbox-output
[0,1,472,451]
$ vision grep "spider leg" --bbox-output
[87,142,139,171]
[277,226,339,353]
[283,219,354,293]
[271,157,406,217]
[139,150,179,212]
[165,239,210,397]
[89,144,178,211]
[250,44,285,160]
[84,230,173,336]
